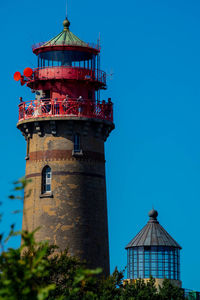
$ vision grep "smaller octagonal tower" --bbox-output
[125,209,182,287]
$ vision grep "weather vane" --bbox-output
[66,0,68,18]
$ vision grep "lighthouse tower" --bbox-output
[16,17,114,275]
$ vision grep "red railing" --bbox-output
[18,98,113,122]
[32,41,100,51]
[32,67,106,85]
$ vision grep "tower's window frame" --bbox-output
[74,134,81,152]
[72,133,83,156]
[41,165,52,194]
[25,137,30,160]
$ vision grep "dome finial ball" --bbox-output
[148,208,158,219]
[63,18,70,29]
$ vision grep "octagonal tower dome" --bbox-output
[32,17,99,54]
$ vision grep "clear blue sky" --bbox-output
[0,0,200,291]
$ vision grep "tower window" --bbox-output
[42,166,52,194]
[74,134,81,153]
[25,137,30,160]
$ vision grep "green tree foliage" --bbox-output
[159,279,185,300]
[0,178,186,299]
[0,229,187,300]
[122,277,159,300]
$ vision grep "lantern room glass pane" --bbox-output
[127,246,180,281]
[38,51,96,69]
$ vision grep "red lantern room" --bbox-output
[17,17,112,122]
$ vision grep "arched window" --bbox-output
[42,166,52,194]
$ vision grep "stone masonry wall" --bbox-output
[20,119,111,276]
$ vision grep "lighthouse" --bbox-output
[16,17,114,275]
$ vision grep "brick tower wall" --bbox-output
[19,118,113,276]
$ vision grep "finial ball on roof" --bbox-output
[148,209,158,219]
[63,18,70,29]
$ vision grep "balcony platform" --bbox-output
[18,98,113,124]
